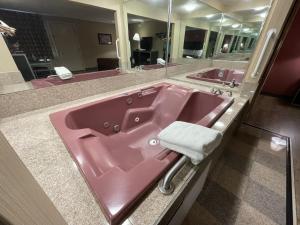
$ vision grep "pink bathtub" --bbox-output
[50,83,233,225]
[187,68,245,86]
[31,69,122,89]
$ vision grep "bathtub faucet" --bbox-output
[211,88,223,95]
[229,79,237,88]
[137,87,157,98]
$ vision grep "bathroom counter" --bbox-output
[0,79,248,225]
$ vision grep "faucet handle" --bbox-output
[225,90,232,97]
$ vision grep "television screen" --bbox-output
[140,37,153,50]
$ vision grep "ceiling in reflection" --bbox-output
[132,0,271,24]
[0,0,115,23]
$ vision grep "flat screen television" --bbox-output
[140,37,153,51]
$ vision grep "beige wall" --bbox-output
[171,18,220,60]
[77,20,117,68]
[129,21,167,58]
[0,35,18,73]
[244,0,294,82]
[45,16,117,70]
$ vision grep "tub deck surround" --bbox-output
[186,68,245,86]
[50,82,233,225]
[0,79,248,225]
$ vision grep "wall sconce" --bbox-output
[0,20,16,36]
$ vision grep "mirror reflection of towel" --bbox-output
[54,67,73,80]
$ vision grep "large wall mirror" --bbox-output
[214,10,269,61]
[124,0,170,72]
[167,0,272,87]
[0,1,125,94]
[0,0,171,95]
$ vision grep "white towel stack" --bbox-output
[54,67,73,80]
[158,121,222,165]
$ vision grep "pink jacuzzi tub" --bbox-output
[187,68,245,86]
[50,83,233,225]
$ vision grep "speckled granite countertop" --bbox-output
[0,78,248,225]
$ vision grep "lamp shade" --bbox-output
[133,33,141,41]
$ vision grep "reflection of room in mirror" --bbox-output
[0,1,126,94]
[167,0,273,87]
[127,13,171,70]
[169,0,272,64]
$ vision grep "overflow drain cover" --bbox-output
[149,138,159,146]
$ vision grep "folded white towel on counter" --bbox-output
[54,66,73,80]
[158,121,222,165]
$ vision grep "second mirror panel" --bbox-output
[168,0,272,88]
[127,14,168,71]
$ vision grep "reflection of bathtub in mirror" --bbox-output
[31,69,124,89]
[186,68,245,86]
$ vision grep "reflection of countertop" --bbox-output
[31,69,123,89]
[0,79,248,225]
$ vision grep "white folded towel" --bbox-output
[54,67,73,80]
[158,121,222,165]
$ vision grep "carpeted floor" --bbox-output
[182,124,287,225]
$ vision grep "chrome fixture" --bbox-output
[116,38,121,60]
[113,124,120,133]
[222,80,237,88]
[211,88,223,95]
[225,90,233,97]
[229,79,237,88]
[134,117,140,123]
[138,87,157,98]
[251,28,277,78]
[103,122,110,128]
[158,155,189,195]
[126,97,133,105]
[135,65,144,71]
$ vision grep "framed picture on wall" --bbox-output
[98,33,112,45]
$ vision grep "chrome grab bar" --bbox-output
[158,155,189,195]
[251,28,277,78]
[116,38,121,59]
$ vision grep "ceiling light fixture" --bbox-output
[206,14,214,18]
[130,18,144,23]
[260,12,267,18]
[183,2,199,12]
[232,24,240,28]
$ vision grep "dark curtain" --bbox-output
[0,9,53,61]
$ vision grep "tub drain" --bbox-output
[149,138,159,146]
